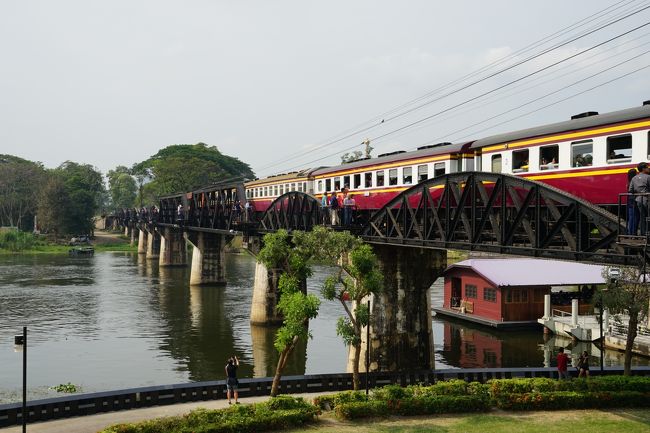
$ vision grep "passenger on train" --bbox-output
[626,168,639,235]
[343,193,356,226]
[628,162,650,235]
[329,192,340,226]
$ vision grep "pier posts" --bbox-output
[543,294,551,319]
[159,227,187,267]
[146,229,161,260]
[366,245,446,372]
[186,232,229,285]
[137,229,148,254]
[250,261,284,325]
[571,299,579,327]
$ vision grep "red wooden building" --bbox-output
[434,258,605,328]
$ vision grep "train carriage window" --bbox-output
[342,175,350,190]
[389,168,398,185]
[334,177,341,191]
[572,140,593,167]
[364,172,373,188]
[464,158,475,171]
[279,185,284,195]
[303,182,307,192]
[418,164,428,182]
[325,179,332,192]
[434,162,446,177]
[291,183,296,191]
[491,155,502,173]
[540,145,559,170]
[607,134,632,163]
[297,182,303,192]
[353,173,361,189]
[317,180,323,192]
[274,185,278,196]
[403,167,413,184]
[264,187,268,197]
[648,131,650,158]
[376,170,385,187]
[512,149,529,173]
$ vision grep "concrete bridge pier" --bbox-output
[130,227,138,246]
[159,227,187,267]
[186,232,230,285]
[250,260,306,325]
[365,245,447,372]
[146,229,161,260]
[124,224,131,237]
[137,229,148,254]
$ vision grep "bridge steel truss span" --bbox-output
[260,191,322,232]
[362,172,643,266]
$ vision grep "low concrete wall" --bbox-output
[1,366,649,427]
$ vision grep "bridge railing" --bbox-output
[1,366,649,427]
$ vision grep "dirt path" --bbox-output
[92,230,128,245]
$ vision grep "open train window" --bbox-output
[297,182,303,192]
[512,149,529,173]
[334,177,341,191]
[325,179,331,192]
[264,187,268,196]
[376,170,385,187]
[274,185,278,196]
[607,134,632,163]
[540,145,559,170]
[389,169,398,185]
[434,163,446,177]
[317,180,323,192]
[364,172,373,188]
[403,167,412,184]
[343,175,350,189]
[572,140,593,167]
[491,155,502,173]
[353,173,361,189]
[418,164,428,182]
[648,131,650,159]
[279,185,284,195]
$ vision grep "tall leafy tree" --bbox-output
[134,143,254,196]
[0,155,46,230]
[257,229,320,397]
[600,265,650,375]
[107,166,137,209]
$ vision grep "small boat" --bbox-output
[69,246,95,256]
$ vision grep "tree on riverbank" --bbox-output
[0,154,46,230]
[317,228,382,390]
[600,265,650,375]
[257,229,320,397]
[107,166,137,209]
[132,143,254,197]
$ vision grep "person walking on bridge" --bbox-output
[628,162,650,235]
[225,356,239,404]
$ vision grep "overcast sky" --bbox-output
[1,1,649,177]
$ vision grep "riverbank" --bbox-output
[0,230,136,254]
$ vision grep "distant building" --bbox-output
[435,258,606,328]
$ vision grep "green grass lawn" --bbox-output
[286,409,650,433]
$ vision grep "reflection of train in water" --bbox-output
[245,102,650,212]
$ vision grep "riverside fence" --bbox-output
[2,366,650,427]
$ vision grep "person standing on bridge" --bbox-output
[329,192,340,226]
[628,162,650,235]
[321,192,330,225]
[627,168,639,235]
[225,355,239,404]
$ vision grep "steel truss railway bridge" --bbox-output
[114,172,646,373]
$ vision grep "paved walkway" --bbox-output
[1,392,326,433]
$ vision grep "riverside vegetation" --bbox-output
[100,376,650,433]
[0,230,136,254]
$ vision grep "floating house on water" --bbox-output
[434,258,606,328]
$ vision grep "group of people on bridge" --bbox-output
[321,186,358,227]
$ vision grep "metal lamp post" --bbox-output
[365,299,370,396]
[14,327,27,432]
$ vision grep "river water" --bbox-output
[0,252,648,403]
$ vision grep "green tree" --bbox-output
[341,150,364,163]
[600,265,650,375]
[107,166,137,209]
[257,230,320,397]
[0,155,46,230]
[133,143,254,196]
[37,173,70,237]
[317,227,383,390]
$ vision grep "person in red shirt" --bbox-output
[557,347,570,380]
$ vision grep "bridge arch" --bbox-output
[260,192,322,232]
[361,171,639,265]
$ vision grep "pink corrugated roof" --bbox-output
[444,258,606,287]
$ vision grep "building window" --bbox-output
[325,179,332,192]
[512,149,529,173]
[540,145,559,170]
[434,162,446,177]
[491,155,502,173]
[483,349,497,367]
[376,170,385,187]
[484,287,497,302]
[343,175,350,189]
[572,140,593,167]
[353,173,361,189]
[334,177,341,191]
[364,172,373,188]
[465,284,477,298]
[403,167,413,184]
[607,134,632,163]
[389,168,398,185]
[418,164,428,182]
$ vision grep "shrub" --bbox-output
[314,390,367,410]
[334,400,389,420]
[0,230,38,251]
[489,376,650,399]
[495,391,650,411]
